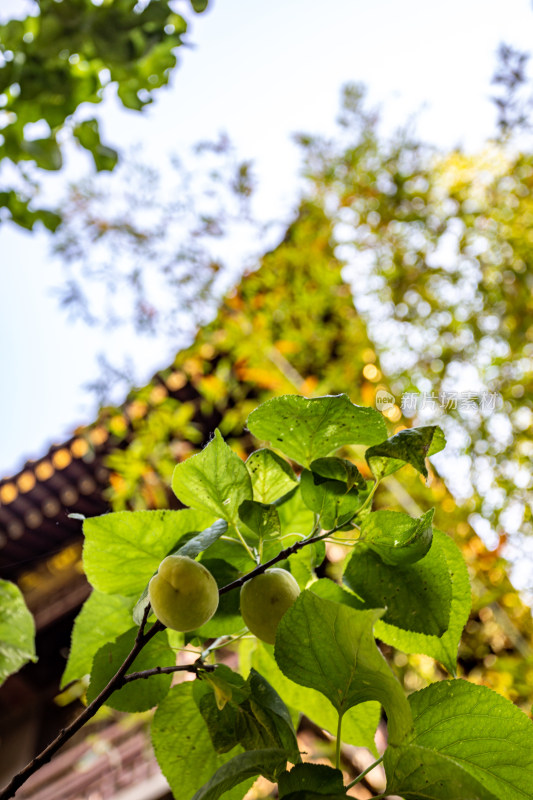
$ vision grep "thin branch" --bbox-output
[123,662,215,683]
[0,608,163,800]
[218,526,332,596]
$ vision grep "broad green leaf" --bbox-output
[360,509,434,565]
[300,469,361,530]
[0,579,36,686]
[62,591,135,688]
[310,457,366,492]
[238,500,281,542]
[174,519,228,558]
[247,394,387,467]
[385,680,533,800]
[278,764,346,799]
[365,425,446,480]
[246,669,301,766]
[83,508,214,596]
[372,531,471,675]
[151,683,253,800]
[87,627,175,712]
[277,486,315,537]
[172,430,252,526]
[252,641,379,755]
[195,665,299,771]
[246,449,298,503]
[191,749,287,800]
[343,530,452,637]
[275,591,411,744]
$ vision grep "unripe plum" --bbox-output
[240,568,300,644]
[148,555,219,631]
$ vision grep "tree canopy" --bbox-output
[0,0,207,229]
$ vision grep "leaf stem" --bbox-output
[335,712,343,770]
[345,754,384,789]
[357,479,380,516]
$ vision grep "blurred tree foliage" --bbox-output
[52,133,260,381]
[296,84,533,565]
[0,0,207,230]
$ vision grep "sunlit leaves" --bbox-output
[275,591,412,744]
[87,627,175,712]
[365,426,445,480]
[246,449,298,503]
[252,641,380,754]
[0,580,36,687]
[62,591,135,688]
[385,680,533,800]
[360,508,434,565]
[343,530,452,637]
[151,683,252,800]
[172,430,252,527]
[83,509,215,596]
[247,394,387,467]
[372,531,471,675]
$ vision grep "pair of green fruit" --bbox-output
[148,555,300,645]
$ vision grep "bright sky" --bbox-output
[2,0,533,476]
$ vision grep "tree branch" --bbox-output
[122,661,215,683]
[0,607,163,800]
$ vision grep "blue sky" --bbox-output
[2,0,533,475]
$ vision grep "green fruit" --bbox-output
[148,555,219,631]
[240,568,300,644]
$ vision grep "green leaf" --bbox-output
[247,394,387,467]
[0,579,36,686]
[195,665,299,772]
[365,425,446,480]
[275,591,412,744]
[277,487,315,537]
[300,468,361,529]
[343,530,452,637]
[83,508,214,596]
[246,449,298,503]
[360,508,434,565]
[151,683,253,800]
[172,430,252,526]
[238,500,281,541]
[385,680,533,800]
[372,531,471,675]
[246,669,301,766]
[252,641,379,755]
[278,764,346,799]
[191,749,287,800]
[62,590,135,688]
[310,457,366,491]
[73,118,119,171]
[87,627,175,712]
[174,519,228,558]
[22,137,62,170]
